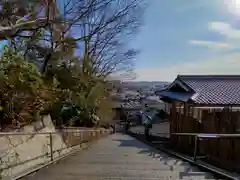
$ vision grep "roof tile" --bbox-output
[178,75,240,105]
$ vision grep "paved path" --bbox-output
[131,123,170,138]
[22,134,216,180]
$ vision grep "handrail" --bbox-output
[131,131,240,180]
[0,129,236,138]
[137,132,240,163]
[0,128,113,180]
[0,129,110,136]
[156,132,240,137]
[0,128,112,179]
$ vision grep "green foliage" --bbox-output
[0,46,114,129]
[0,47,44,128]
[0,0,143,129]
[0,0,143,130]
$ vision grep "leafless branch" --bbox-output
[1,0,145,79]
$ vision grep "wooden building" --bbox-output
[156,75,240,173]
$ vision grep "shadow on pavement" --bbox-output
[137,148,215,179]
[114,139,148,149]
[115,134,217,180]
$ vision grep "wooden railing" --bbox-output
[129,130,240,180]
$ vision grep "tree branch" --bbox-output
[0,18,48,40]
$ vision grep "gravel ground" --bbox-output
[22,133,216,180]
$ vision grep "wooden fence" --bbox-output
[169,103,240,173]
[200,109,240,172]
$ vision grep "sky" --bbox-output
[131,0,240,82]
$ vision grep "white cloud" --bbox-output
[224,0,240,16]
[189,40,231,49]
[189,21,240,50]
[209,21,240,39]
[134,52,240,82]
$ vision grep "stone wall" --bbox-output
[0,115,111,180]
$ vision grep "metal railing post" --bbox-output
[193,135,198,161]
[49,132,53,161]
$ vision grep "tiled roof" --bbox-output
[156,91,194,102]
[178,75,240,105]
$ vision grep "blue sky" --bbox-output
[132,0,240,81]
[2,0,240,82]
[0,40,7,49]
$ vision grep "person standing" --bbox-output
[113,124,116,133]
[142,109,153,141]
[144,124,150,141]
[110,124,116,133]
[125,115,130,133]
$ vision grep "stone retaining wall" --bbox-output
[0,115,112,180]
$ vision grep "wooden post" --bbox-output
[193,135,199,161]
[49,133,53,161]
[171,101,177,149]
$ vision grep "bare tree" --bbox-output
[0,0,51,39]
[1,0,145,78]
[0,0,65,72]
[76,0,145,78]
[10,0,108,74]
